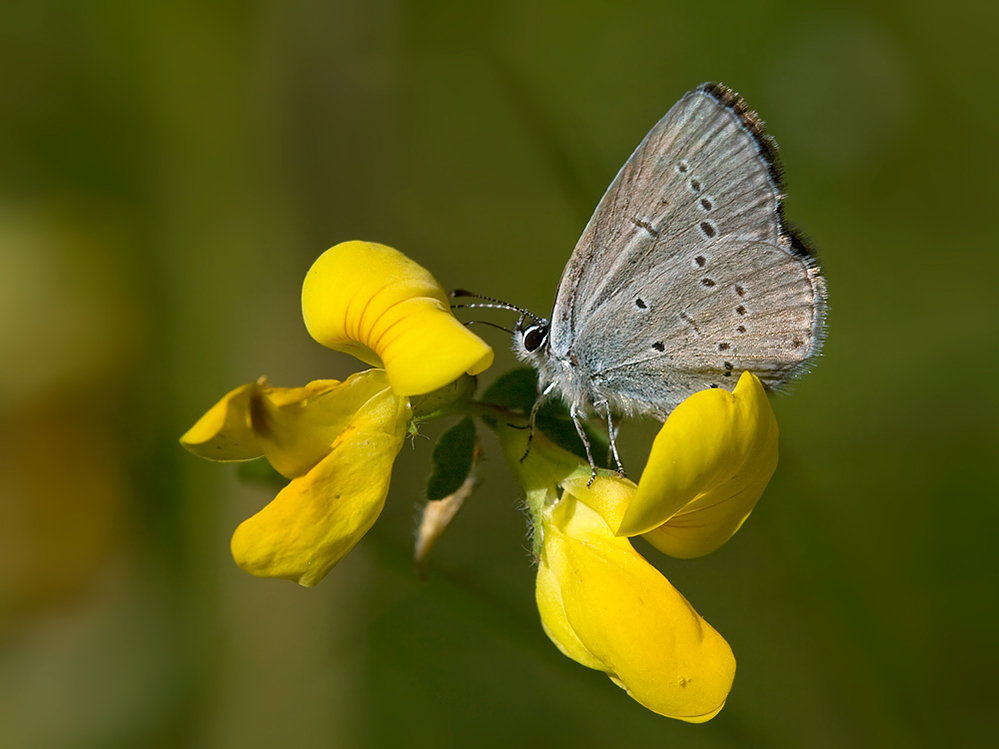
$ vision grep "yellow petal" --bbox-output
[301,241,493,396]
[643,404,777,559]
[252,370,394,479]
[230,383,411,587]
[180,381,265,461]
[534,498,605,672]
[538,493,735,722]
[619,373,779,558]
[561,473,636,535]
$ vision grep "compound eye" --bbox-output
[523,325,547,352]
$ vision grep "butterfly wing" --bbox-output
[547,83,826,416]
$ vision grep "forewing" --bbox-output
[549,83,790,358]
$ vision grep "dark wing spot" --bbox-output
[710,383,720,388]
[736,305,748,316]
[718,342,730,351]
[677,160,689,173]
[700,197,713,211]
[630,217,660,237]
[792,338,804,348]
[735,284,745,296]
[635,298,647,309]
[701,278,716,287]
[736,325,746,334]
[689,178,701,192]
[695,255,706,267]
[723,361,734,377]
[700,221,717,239]
[652,341,665,352]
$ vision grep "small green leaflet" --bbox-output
[426,417,477,500]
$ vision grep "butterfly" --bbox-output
[463,83,826,475]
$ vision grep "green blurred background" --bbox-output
[2,1,996,747]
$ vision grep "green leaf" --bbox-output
[426,418,477,500]
[481,367,538,413]
[536,401,612,469]
[482,366,611,468]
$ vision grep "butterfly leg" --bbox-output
[569,402,599,485]
[597,400,626,477]
[521,382,557,463]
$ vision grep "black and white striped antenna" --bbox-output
[449,289,543,334]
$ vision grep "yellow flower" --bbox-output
[495,370,778,721]
[621,371,779,559]
[181,370,410,586]
[181,241,492,586]
[536,488,735,722]
[181,235,783,719]
[302,241,493,396]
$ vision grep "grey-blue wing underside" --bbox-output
[548,83,826,415]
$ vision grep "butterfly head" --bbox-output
[449,289,551,365]
[512,314,550,363]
